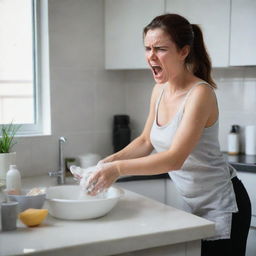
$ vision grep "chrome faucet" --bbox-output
[49,136,67,185]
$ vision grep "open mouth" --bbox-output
[151,65,163,76]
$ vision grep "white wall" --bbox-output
[13,0,256,178]
[15,0,125,177]
[123,67,256,152]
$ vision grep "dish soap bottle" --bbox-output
[228,125,240,155]
[6,165,21,195]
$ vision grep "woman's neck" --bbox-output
[165,69,200,95]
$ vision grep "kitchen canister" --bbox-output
[113,115,131,153]
[1,201,18,231]
[245,125,256,155]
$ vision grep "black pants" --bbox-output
[201,177,251,256]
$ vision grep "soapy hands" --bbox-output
[70,161,121,196]
[70,165,98,191]
[86,161,120,196]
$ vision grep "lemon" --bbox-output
[19,208,48,227]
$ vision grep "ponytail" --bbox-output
[190,24,216,88]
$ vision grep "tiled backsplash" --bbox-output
[213,68,256,152]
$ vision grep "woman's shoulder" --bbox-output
[191,81,215,95]
[190,77,216,91]
[186,81,217,108]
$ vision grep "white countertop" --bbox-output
[0,175,215,256]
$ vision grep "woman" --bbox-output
[86,14,251,255]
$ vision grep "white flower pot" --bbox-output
[0,152,16,185]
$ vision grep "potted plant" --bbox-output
[0,123,20,185]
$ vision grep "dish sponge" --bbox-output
[19,208,48,227]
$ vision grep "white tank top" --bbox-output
[150,81,238,240]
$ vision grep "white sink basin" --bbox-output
[45,185,124,220]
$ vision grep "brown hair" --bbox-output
[143,14,217,88]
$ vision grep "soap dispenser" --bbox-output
[6,165,21,194]
[228,125,240,155]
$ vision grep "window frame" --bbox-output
[0,0,50,136]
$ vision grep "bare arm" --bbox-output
[101,84,161,162]
[117,85,216,175]
[105,136,153,162]
[87,85,217,195]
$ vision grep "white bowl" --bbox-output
[45,185,124,220]
[8,190,46,212]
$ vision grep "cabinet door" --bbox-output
[245,216,256,256]
[230,0,256,66]
[237,172,256,216]
[165,178,184,210]
[165,0,230,67]
[105,0,164,69]
[117,179,166,203]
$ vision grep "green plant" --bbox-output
[0,123,21,153]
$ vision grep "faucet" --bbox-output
[49,136,67,185]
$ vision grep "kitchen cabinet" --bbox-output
[105,0,256,69]
[165,0,230,67]
[118,178,184,209]
[237,171,256,256]
[237,172,256,216]
[105,0,164,69]
[230,0,256,66]
[165,178,185,210]
[118,179,166,203]
[105,0,230,69]
[246,217,256,256]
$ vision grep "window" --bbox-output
[0,0,50,135]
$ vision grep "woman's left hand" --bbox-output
[86,162,120,196]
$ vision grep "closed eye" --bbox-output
[156,47,167,51]
[144,46,168,52]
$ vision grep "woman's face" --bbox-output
[144,28,187,84]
